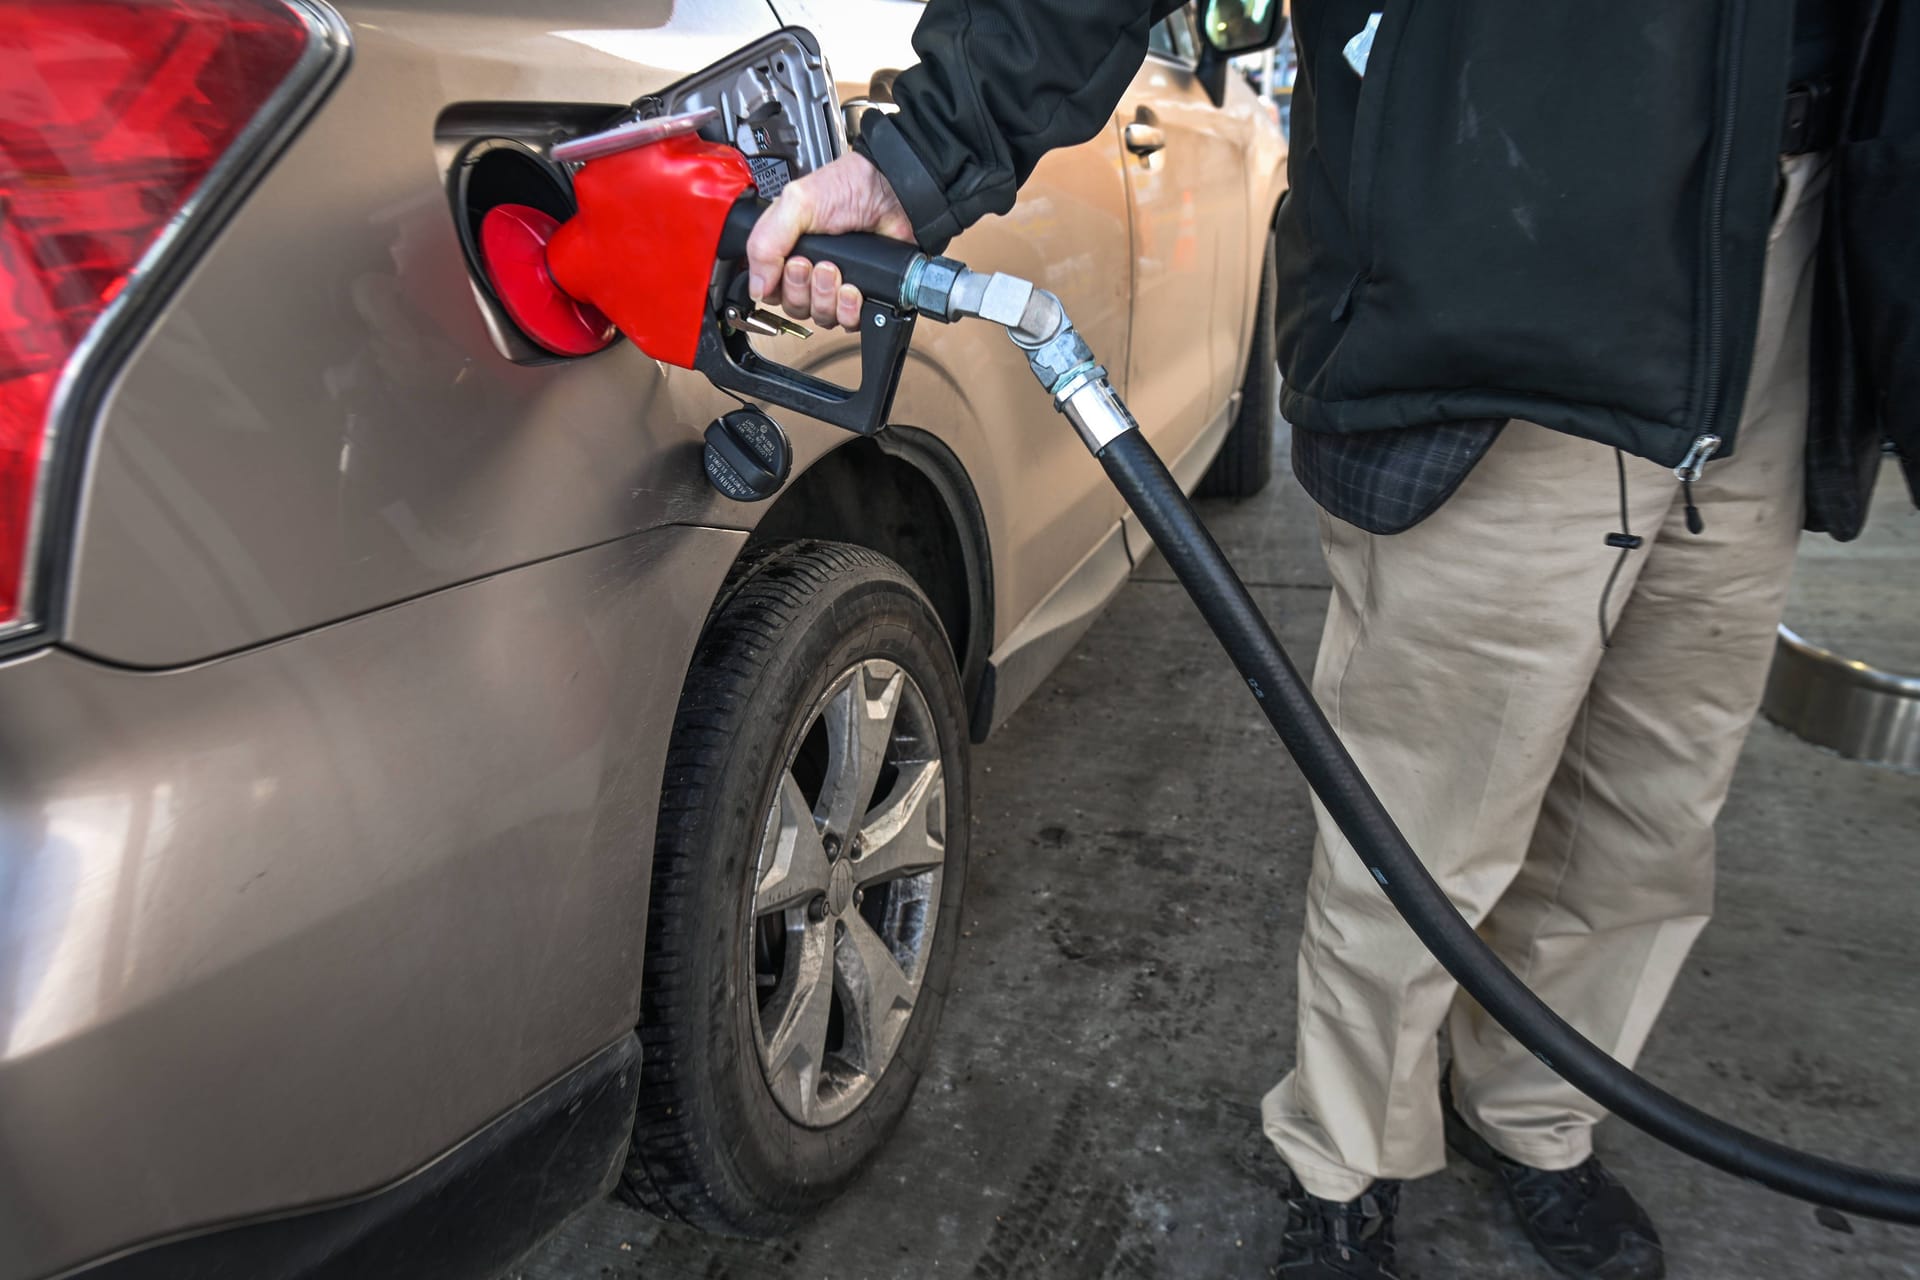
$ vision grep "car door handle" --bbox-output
[1124,123,1167,156]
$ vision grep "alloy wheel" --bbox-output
[749,657,948,1127]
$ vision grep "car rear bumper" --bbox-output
[62,1034,640,1280]
[0,524,743,1280]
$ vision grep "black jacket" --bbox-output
[856,1,1918,539]
[1277,0,1916,537]
[1823,0,1920,529]
[855,0,1186,248]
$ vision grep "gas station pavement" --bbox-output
[513,427,1920,1280]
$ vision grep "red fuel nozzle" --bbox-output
[475,131,756,366]
[477,118,923,438]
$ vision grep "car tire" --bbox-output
[1195,230,1279,500]
[621,540,970,1237]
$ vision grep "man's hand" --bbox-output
[746,151,915,330]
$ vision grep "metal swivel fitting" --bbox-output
[907,264,1138,455]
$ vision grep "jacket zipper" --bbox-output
[1674,433,1721,483]
[1675,432,1719,533]
[1690,0,1746,482]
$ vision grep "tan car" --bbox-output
[0,2,1285,1277]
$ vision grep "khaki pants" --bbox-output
[1263,153,1829,1201]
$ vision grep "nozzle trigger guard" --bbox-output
[693,275,914,437]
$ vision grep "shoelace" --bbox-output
[1281,1182,1400,1269]
[1508,1158,1614,1227]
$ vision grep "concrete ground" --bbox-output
[513,431,1920,1280]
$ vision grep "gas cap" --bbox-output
[703,407,792,501]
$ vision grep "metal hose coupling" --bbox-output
[1006,290,1141,456]
[904,262,1140,455]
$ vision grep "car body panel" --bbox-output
[63,0,1136,675]
[779,0,1138,652]
[1119,33,1250,469]
[64,1,782,668]
[1120,16,1284,562]
[1,523,741,1280]
[886,155,1134,687]
[59,1037,643,1280]
[975,520,1133,738]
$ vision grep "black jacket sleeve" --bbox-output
[851,0,1182,251]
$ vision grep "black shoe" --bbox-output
[1442,1082,1665,1279]
[1273,1173,1401,1278]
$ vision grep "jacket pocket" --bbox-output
[1336,0,1417,316]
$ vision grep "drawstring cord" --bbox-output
[1682,478,1706,535]
[1598,449,1642,649]
[1599,450,1710,647]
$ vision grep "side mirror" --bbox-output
[1195,1,1284,106]
[1199,0,1283,56]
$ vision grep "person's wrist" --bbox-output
[839,151,912,241]
[852,112,956,254]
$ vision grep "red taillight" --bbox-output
[0,0,314,634]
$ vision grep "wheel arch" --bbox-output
[741,428,994,739]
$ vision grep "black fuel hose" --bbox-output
[1095,427,1920,1224]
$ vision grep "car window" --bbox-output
[1148,7,1201,64]
[1171,8,1203,60]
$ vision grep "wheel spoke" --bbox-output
[835,911,916,1076]
[761,916,835,1122]
[754,771,833,915]
[816,660,904,843]
[851,759,945,887]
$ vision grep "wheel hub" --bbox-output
[826,858,856,917]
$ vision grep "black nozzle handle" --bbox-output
[717,196,922,309]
